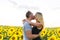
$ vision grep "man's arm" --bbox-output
[24,22,39,39]
[26,30,39,39]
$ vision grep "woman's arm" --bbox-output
[23,19,42,27]
[29,21,42,27]
[25,19,42,27]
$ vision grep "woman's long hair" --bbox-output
[35,12,44,29]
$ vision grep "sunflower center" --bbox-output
[59,31,60,33]
[50,38,54,40]
[11,29,13,31]
[41,34,43,35]
[0,32,1,34]
[43,31,45,33]
[12,37,15,40]
[21,35,23,39]
[16,32,19,35]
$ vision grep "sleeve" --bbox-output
[24,22,32,32]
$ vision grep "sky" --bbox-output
[0,0,60,27]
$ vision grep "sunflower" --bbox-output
[56,29,60,37]
[40,28,47,38]
[16,28,23,34]
[8,27,16,33]
[47,29,56,36]
[19,37,23,40]
[48,34,57,40]
[18,35,23,40]
[51,29,56,35]
[9,34,17,40]
[7,32,13,37]
[0,27,3,32]
[7,27,16,36]
[14,31,23,37]
[16,27,21,31]
[3,28,8,32]
[57,38,60,40]
[0,34,3,40]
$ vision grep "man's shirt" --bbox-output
[23,21,32,40]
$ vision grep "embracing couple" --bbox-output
[23,11,44,40]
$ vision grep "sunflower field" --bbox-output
[40,27,60,40]
[0,25,23,40]
[0,25,60,40]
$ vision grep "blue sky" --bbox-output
[0,0,60,27]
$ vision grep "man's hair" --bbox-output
[26,11,32,18]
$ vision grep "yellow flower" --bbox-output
[0,27,3,32]
[47,29,56,36]
[56,29,60,37]
[14,31,23,37]
[17,28,23,34]
[8,27,16,33]
[19,38,23,40]
[9,34,17,40]
[48,35,57,40]
[40,28,47,37]
[3,26,9,32]
[3,28,8,32]
[7,27,16,36]
[57,38,60,40]
[19,36,23,40]
[18,31,23,40]
[51,29,56,34]
[19,35,23,40]
[0,34,3,40]
[7,32,13,37]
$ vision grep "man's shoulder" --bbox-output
[24,21,29,25]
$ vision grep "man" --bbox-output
[23,11,42,40]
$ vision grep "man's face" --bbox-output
[30,13,35,20]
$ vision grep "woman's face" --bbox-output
[35,16,38,21]
[35,15,43,22]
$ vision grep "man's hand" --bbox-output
[22,19,26,24]
[26,30,40,39]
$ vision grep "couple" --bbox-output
[23,11,44,40]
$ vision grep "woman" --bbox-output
[32,12,44,40]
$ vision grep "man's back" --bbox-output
[23,21,32,40]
